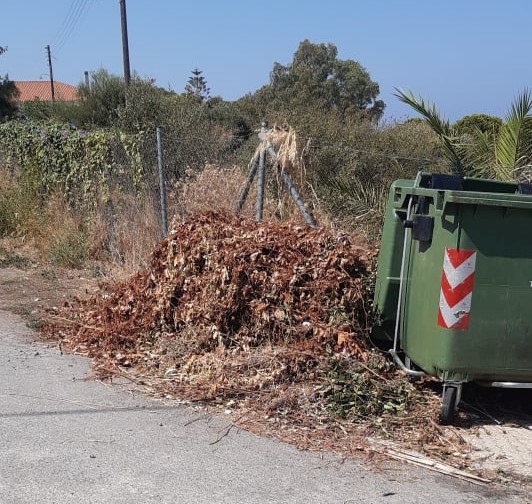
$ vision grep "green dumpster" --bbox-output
[373,172,532,423]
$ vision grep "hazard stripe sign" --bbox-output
[437,248,477,330]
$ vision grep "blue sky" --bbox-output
[2,0,532,122]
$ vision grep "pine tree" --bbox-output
[184,68,210,102]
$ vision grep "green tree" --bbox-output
[454,114,502,137]
[394,89,464,175]
[184,68,210,102]
[0,47,19,121]
[74,69,126,127]
[395,88,532,180]
[117,77,171,132]
[20,98,54,121]
[0,76,19,121]
[23,69,170,132]
[203,96,252,149]
[250,40,384,122]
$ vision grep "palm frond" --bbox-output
[394,88,463,175]
[495,89,532,176]
[323,174,387,226]
[507,88,532,123]
[460,128,502,179]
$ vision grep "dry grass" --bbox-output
[172,164,252,218]
[87,192,163,275]
[170,161,318,225]
[1,145,331,275]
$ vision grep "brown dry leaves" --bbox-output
[42,211,464,466]
[45,211,373,376]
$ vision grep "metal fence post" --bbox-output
[255,148,266,222]
[156,127,168,236]
[255,121,268,222]
[235,150,260,214]
[265,144,316,228]
[279,169,316,228]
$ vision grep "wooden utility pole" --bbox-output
[119,0,131,86]
[45,45,55,102]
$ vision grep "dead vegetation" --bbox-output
[40,211,474,472]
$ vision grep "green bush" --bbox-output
[315,354,412,421]
[49,229,88,269]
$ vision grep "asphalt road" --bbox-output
[0,309,526,504]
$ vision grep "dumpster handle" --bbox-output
[390,171,425,378]
[389,348,424,376]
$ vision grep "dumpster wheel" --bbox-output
[439,385,458,425]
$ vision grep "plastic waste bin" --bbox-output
[373,172,532,423]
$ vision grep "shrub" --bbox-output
[49,229,88,269]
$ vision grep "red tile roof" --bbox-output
[14,81,79,102]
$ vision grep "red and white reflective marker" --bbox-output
[437,248,477,330]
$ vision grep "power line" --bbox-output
[54,0,84,50]
[54,0,82,44]
[56,0,89,49]
[54,0,93,53]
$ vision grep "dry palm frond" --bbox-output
[263,125,301,171]
[512,163,532,183]
[253,125,306,182]
[246,125,311,221]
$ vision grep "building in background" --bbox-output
[14,81,78,103]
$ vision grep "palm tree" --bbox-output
[394,88,532,181]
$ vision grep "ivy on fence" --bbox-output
[0,120,145,209]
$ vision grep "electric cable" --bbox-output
[54,0,93,53]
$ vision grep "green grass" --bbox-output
[48,230,88,269]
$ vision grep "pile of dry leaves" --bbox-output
[43,212,463,464]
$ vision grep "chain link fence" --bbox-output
[0,118,444,266]
[77,121,439,262]
[94,125,262,263]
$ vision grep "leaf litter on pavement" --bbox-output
[42,212,471,472]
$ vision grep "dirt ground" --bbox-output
[0,255,531,491]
